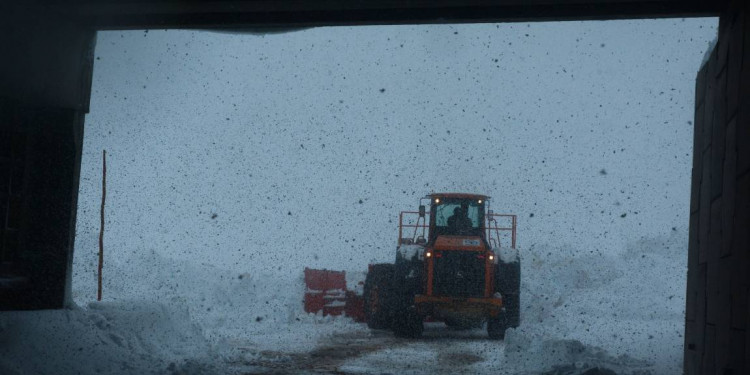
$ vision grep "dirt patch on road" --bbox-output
[233,330,401,374]
[437,352,484,367]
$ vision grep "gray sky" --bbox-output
[74,18,717,276]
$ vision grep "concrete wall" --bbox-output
[684,1,750,374]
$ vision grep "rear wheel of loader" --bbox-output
[364,264,395,329]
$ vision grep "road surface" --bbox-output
[227,323,506,374]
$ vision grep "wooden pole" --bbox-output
[97,150,106,301]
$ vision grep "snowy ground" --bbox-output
[0,303,216,375]
[1,231,686,374]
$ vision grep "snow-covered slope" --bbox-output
[508,230,688,374]
[0,302,215,375]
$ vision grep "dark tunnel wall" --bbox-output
[0,103,86,309]
[0,8,94,309]
[684,1,750,374]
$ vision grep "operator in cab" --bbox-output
[447,206,473,234]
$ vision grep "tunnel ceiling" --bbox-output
[26,0,722,29]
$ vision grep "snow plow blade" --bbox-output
[303,268,365,322]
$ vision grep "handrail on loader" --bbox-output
[486,213,517,249]
[398,211,516,249]
[398,211,430,245]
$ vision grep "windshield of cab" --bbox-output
[433,198,484,236]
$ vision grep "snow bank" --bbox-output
[68,247,368,373]
[73,247,309,327]
[0,302,216,375]
[502,334,652,375]
[499,230,688,374]
[65,229,688,374]
[3,246,370,375]
[64,230,691,374]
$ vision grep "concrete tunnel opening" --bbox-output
[0,1,748,374]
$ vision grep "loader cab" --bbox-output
[426,194,487,243]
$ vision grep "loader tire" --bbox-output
[364,264,395,330]
[390,257,423,338]
[495,260,521,328]
[502,292,520,328]
[496,260,520,295]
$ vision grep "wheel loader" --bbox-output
[363,193,520,339]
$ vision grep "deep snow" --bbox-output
[0,302,216,375]
[2,18,718,375]
[1,232,688,374]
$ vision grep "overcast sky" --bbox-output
[73,18,717,278]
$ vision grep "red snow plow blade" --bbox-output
[303,268,365,322]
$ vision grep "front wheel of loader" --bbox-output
[495,260,521,328]
[364,264,394,329]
